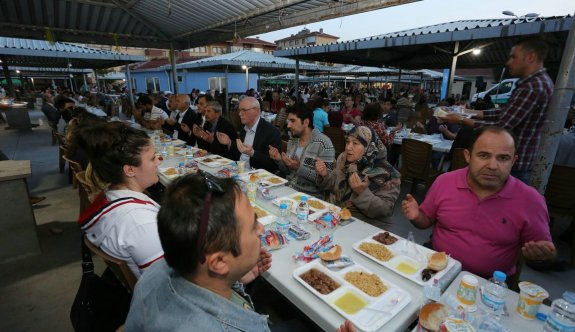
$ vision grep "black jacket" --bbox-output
[199,116,237,159]
[230,118,281,173]
[173,108,200,146]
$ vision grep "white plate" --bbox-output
[272,192,339,222]
[293,260,411,332]
[158,167,179,183]
[195,155,234,168]
[238,169,288,188]
[251,202,277,228]
[353,232,457,286]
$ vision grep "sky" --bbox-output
[250,0,575,43]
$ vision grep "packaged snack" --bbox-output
[260,230,288,250]
[288,224,311,241]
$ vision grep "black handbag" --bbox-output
[70,237,132,332]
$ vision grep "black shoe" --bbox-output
[29,196,46,205]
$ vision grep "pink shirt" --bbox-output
[420,168,551,278]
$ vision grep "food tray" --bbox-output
[238,169,288,188]
[158,167,179,180]
[159,138,187,146]
[195,155,234,167]
[272,192,340,222]
[293,260,411,332]
[353,232,457,286]
[251,202,276,228]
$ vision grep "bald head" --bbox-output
[238,96,261,127]
[169,94,191,111]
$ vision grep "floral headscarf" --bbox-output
[338,126,400,202]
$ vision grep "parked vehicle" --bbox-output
[471,78,519,105]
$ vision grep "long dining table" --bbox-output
[155,145,462,332]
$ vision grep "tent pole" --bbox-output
[532,11,575,192]
[1,57,15,98]
[225,65,229,117]
[125,64,135,108]
[447,41,459,99]
[295,57,300,97]
[170,44,178,94]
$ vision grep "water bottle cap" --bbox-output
[563,291,575,304]
[300,196,308,201]
[536,312,547,321]
[322,214,331,221]
[493,271,506,281]
[280,203,288,209]
[178,162,184,167]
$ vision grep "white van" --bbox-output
[471,78,519,105]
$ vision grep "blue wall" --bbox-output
[130,70,258,94]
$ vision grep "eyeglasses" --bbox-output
[239,107,257,113]
[196,172,225,264]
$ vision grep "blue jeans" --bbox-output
[511,169,532,185]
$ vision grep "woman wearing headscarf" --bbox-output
[315,126,401,229]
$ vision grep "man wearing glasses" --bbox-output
[217,96,282,173]
[124,174,272,331]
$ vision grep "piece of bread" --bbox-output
[428,252,448,272]
[339,208,352,220]
[419,302,449,331]
[319,245,342,261]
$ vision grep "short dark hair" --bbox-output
[515,35,549,62]
[77,122,151,185]
[287,102,314,129]
[54,95,75,110]
[362,102,383,121]
[198,94,214,102]
[157,174,242,276]
[469,126,518,154]
[136,94,153,106]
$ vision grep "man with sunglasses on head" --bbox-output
[124,173,272,331]
[217,96,282,174]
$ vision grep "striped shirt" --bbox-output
[483,68,553,171]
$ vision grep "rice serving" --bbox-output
[359,242,394,261]
[344,271,388,297]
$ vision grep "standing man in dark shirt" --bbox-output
[445,36,554,184]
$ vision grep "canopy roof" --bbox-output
[0,0,419,50]
[274,16,574,70]
[162,50,331,73]
[0,37,145,69]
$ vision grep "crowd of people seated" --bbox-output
[57,40,569,329]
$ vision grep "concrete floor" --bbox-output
[0,108,573,332]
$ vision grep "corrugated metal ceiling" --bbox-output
[0,0,420,50]
[274,16,573,71]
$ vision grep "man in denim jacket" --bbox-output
[124,174,272,332]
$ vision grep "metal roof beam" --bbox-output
[109,0,170,40]
[236,0,419,38]
[172,0,311,40]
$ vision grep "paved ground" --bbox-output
[0,108,573,332]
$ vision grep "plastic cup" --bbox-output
[517,281,548,320]
[237,161,246,174]
[456,274,479,307]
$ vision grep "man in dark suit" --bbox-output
[41,94,61,130]
[165,94,200,146]
[192,94,214,151]
[192,101,237,159]
[216,96,281,173]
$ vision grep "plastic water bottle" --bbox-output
[247,179,257,202]
[481,271,508,318]
[275,203,290,236]
[296,195,310,224]
[178,162,185,175]
[161,143,168,159]
[542,291,575,332]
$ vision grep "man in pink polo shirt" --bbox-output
[402,126,556,278]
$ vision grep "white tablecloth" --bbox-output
[157,154,462,332]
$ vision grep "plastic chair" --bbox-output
[324,126,346,157]
[400,138,441,195]
[544,165,575,266]
[450,148,468,171]
[83,235,137,294]
[75,171,96,214]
